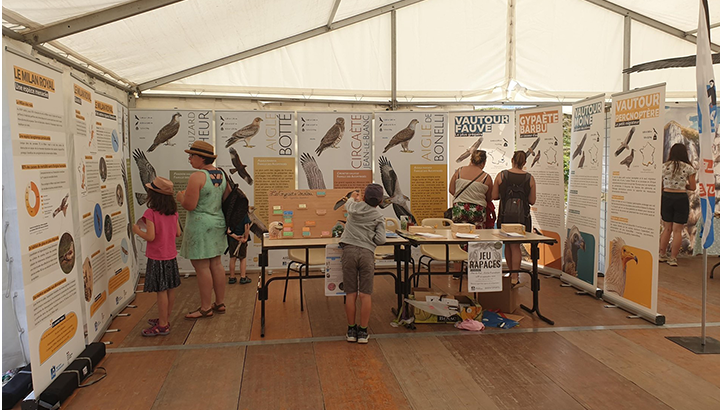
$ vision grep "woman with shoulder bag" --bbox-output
[448,150,493,229]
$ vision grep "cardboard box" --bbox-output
[408,225,435,234]
[500,223,526,236]
[411,288,482,323]
[451,223,475,233]
[475,274,523,314]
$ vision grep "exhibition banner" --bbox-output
[215,111,296,269]
[448,110,515,210]
[515,106,564,270]
[467,241,503,292]
[373,112,448,225]
[119,103,139,285]
[607,84,665,314]
[130,109,211,272]
[565,95,605,289]
[94,94,135,314]
[297,112,372,190]
[5,51,86,393]
[325,244,345,296]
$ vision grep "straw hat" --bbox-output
[184,141,217,159]
[146,176,174,196]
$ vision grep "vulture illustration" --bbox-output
[573,133,587,160]
[525,137,540,158]
[53,194,70,217]
[247,206,268,239]
[531,150,542,167]
[229,147,253,185]
[333,191,356,211]
[455,136,484,163]
[133,149,157,206]
[268,221,283,239]
[148,113,181,151]
[378,156,416,223]
[614,126,635,157]
[562,225,586,277]
[315,117,345,156]
[300,153,326,189]
[226,117,263,148]
[620,149,635,170]
[605,237,638,297]
[383,119,419,153]
[578,152,586,169]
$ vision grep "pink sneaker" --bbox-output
[142,324,170,337]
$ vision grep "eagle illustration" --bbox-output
[226,117,263,148]
[300,153,326,189]
[525,137,540,158]
[562,225,586,277]
[605,237,638,297]
[148,113,181,151]
[229,147,253,185]
[573,133,586,160]
[620,149,635,170]
[378,156,416,223]
[383,119,419,153]
[132,149,157,206]
[53,194,70,217]
[456,136,484,163]
[315,117,345,156]
[614,126,635,157]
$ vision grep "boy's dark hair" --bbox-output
[147,189,177,215]
[363,184,384,207]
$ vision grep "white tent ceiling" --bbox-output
[3,0,720,104]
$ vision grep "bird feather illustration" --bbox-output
[229,147,253,185]
[333,191,355,211]
[133,148,157,206]
[226,117,262,148]
[531,150,542,167]
[614,126,635,157]
[378,156,416,223]
[456,136,484,163]
[148,113,181,151]
[383,119,419,153]
[315,117,345,156]
[300,153,326,189]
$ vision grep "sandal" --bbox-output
[212,302,227,314]
[185,307,214,320]
[228,277,237,284]
[239,277,252,284]
[141,324,170,337]
[147,318,171,327]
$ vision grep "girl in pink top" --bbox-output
[133,177,182,336]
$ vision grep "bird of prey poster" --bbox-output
[297,112,372,191]
[605,84,666,314]
[564,94,605,290]
[215,111,296,270]
[515,106,565,271]
[374,112,448,224]
[449,111,515,191]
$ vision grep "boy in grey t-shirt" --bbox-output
[340,183,386,344]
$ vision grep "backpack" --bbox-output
[500,170,530,224]
[219,168,249,230]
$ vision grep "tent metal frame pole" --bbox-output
[391,9,397,111]
[327,0,342,29]
[623,16,631,91]
[505,0,516,99]
[137,0,428,92]
[21,0,185,45]
[583,0,720,52]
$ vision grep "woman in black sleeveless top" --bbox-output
[492,151,536,276]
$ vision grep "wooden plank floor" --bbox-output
[52,255,720,410]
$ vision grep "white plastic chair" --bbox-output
[417,218,468,289]
[283,248,326,311]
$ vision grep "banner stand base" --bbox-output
[666,336,720,354]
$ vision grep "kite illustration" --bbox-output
[229,147,253,185]
[383,119,419,153]
[315,117,345,156]
[53,194,70,217]
[226,117,263,148]
[378,156,416,223]
[573,133,587,160]
[614,126,635,157]
[148,112,181,151]
[455,136,484,163]
[133,149,157,206]
[300,153,326,189]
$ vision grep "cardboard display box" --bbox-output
[411,288,482,323]
[475,274,524,314]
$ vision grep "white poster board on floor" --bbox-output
[325,244,345,296]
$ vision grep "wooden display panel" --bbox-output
[268,189,357,239]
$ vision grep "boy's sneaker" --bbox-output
[346,326,357,342]
[658,253,668,263]
[239,277,252,284]
[357,327,369,344]
[667,257,678,266]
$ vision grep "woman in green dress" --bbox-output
[177,141,231,319]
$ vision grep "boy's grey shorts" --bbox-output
[341,244,375,295]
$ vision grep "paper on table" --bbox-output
[455,233,479,239]
[416,232,444,238]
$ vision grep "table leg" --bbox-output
[260,248,268,337]
[445,244,450,282]
[520,243,555,325]
[395,244,402,313]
